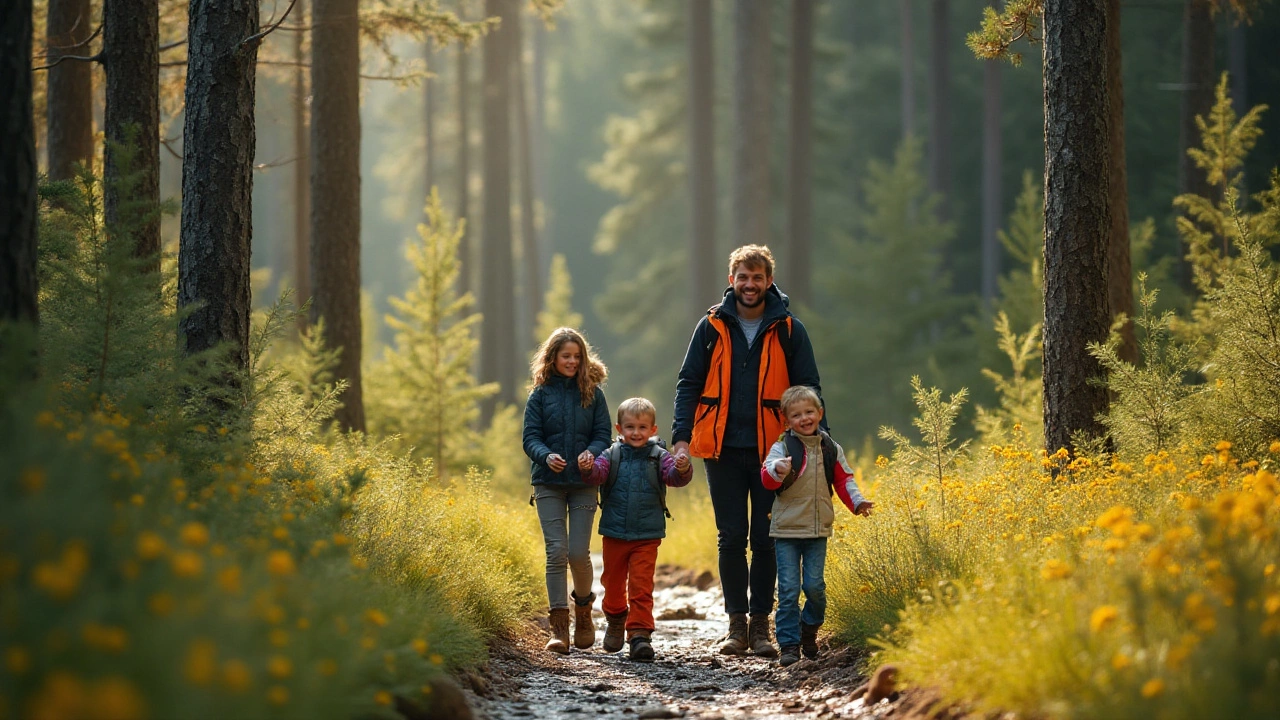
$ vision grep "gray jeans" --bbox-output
[534,484,598,609]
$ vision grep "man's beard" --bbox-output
[734,288,764,308]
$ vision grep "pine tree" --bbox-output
[535,253,583,343]
[367,191,498,479]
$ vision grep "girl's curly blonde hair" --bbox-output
[529,327,608,407]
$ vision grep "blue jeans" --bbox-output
[774,537,827,649]
[534,485,598,609]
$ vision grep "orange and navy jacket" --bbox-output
[672,285,825,462]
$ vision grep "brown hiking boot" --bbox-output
[628,631,654,663]
[748,613,777,657]
[602,611,627,653]
[800,622,821,659]
[718,613,750,655]
[545,608,570,654]
[572,591,596,649]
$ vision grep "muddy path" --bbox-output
[462,563,945,720]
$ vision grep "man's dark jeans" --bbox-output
[704,446,776,615]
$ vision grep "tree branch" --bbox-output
[240,0,301,49]
[41,21,103,54]
[32,53,103,72]
[160,38,187,53]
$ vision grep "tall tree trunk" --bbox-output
[900,0,915,140]
[532,14,547,235]
[688,0,717,315]
[45,0,94,181]
[980,2,1002,308]
[1042,0,1112,454]
[456,31,472,297]
[102,0,159,271]
[177,0,258,374]
[927,0,951,220]
[311,0,365,432]
[1,0,39,330]
[293,0,311,326]
[1106,0,1135,363]
[733,0,772,251]
[787,0,813,306]
[424,38,436,196]
[1177,0,1215,291]
[480,0,517,421]
[512,11,542,335]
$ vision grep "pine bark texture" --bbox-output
[927,0,951,220]
[456,38,472,297]
[787,0,813,306]
[1106,0,1135,363]
[980,3,1002,306]
[480,0,517,418]
[688,0,717,314]
[733,0,772,250]
[103,0,160,270]
[512,13,542,327]
[45,0,94,181]
[1042,0,1112,453]
[293,0,311,324]
[310,0,365,432]
[177,0,258,372]
[900,0,915,140]
[1,0,39,327]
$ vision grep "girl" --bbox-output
[523,327,611,654]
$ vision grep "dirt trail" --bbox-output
[464,563,925,720]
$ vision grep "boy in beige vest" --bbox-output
[760,386,874,666]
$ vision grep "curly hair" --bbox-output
[727,244,775,278]
[529,327,608,407]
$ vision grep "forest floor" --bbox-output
[460,563,976,720]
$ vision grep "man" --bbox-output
[672,245,826,656]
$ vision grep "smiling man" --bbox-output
[671,245,826,657]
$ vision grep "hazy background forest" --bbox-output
[233,0,1280,450]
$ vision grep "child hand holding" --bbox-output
[577,450,595,471]
[674,451,691,474]
[772,457,792,477]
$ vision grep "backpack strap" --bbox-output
[600,441,623,506]
[648,443,672,520]
[776,430,805,495]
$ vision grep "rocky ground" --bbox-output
[457,564,969,720]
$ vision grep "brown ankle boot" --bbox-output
[748,613,777,657]
[545,608,570,654]
[602,611,627,653]
[800,622,821,659]
[718,613,750,655]
[572,591,596,649]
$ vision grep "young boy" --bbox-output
[760,386,874,667]
[585,397,693,661]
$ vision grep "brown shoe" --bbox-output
[602,611,627,653]
[718,613,750,655]
[572,591,596,649]
[545,608,570,654]
[800,622,821,659]
[748,613,777,657]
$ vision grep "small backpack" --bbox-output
[775,429,838,497]
[600,437,673,520]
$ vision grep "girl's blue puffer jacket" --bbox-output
[522,375,611,486]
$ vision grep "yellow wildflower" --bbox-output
[222,660,252,692]
[1266,595,1280,615]
[267,685,290,706]
[412,639,428,655]
[171,551,204,578]
[375,690,393,706]
[1111,652,1132,670]
[180,522,209,548]
[1215,440,1232,452]
[364,609,389,627]
[147,593,174,616]
[217,566,242,594]
[81,624,129,653]
[266,550,296,577]
[1183,593,1216,632]
[1040,559,1072,580]
[184,639,218,686]
[1141,678,1165,698]
[20,466,46,494]
[1090,605,1119,633]
[267,656,292,679]
[1269,441,1280,454]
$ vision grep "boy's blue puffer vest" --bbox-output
[522,374,611,487]
[597,440,669,541]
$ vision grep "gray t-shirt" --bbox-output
[739,315,764,348]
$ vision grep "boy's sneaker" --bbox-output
[778,646,801,667]
[800,622,821,660]
[628,635,654,663]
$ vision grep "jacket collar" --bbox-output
[714,283,790,325]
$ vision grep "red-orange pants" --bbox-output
[600,536,661,634]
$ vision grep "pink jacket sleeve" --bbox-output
[584,454,610,486]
